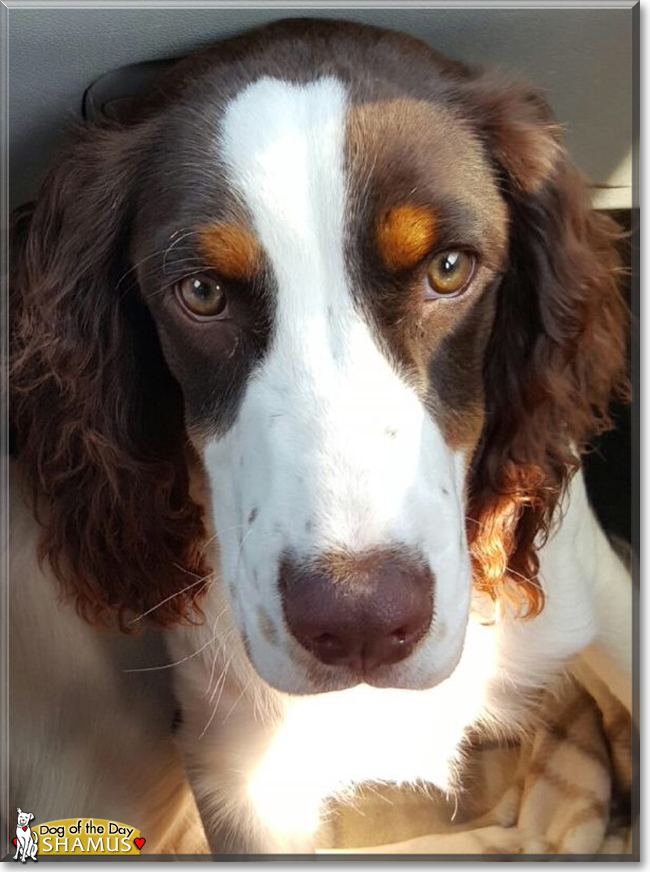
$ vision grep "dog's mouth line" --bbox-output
[244,644,466,697]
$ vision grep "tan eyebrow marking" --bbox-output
[199,223,262,281]
[376,205,438,272]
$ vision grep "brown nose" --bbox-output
[280,549,433,673]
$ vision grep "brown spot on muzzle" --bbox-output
[257,606,279,646]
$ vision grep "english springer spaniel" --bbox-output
[10,18,631,855]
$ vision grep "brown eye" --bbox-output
[426,251,476,298]
[176,274,228,318]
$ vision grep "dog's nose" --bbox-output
[280,550,433,672]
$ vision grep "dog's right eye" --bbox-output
[175,274,228,319]
[425,251,476,298]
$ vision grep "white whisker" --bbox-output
[200,522,250,557]
[222,677,252,724]
[200,654,235,739]
[162,228,202,273]
[129,574,214,624]
[209,649,234,706]
[205,611,232,697]
[171,562,216,580]
[124,625,223,673]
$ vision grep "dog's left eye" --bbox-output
[175,274,228,318]
[425,251,476,298]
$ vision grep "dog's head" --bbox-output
[16,810,34,828]
[12,20,628,694]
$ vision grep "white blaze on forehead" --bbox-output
[220,77,347,262]
[218,77,438,548]
[219,75,352,362]
[219,76,347,288]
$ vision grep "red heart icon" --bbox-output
[13,838,17,846]
[22,827,28,831]
[134,838,146,850]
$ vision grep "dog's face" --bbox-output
[17,810,33,828]
[137,71,508,693]
[12,20,626,696]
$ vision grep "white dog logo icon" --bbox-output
[13,809,38,862]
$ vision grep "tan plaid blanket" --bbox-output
[320,660,634,857]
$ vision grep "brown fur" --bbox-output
[199,224,262,282]
[376,205,438,273]
[307,547,424,591]
[10,126,210,629]
[459,78,629,615]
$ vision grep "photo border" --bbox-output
[0,0,640,863]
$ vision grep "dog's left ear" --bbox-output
[29,814,34,822]
[457,73,630,614]
[459,71,564,196]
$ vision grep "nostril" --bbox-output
[390,627,409,645]
[309,632,349,664]
[312,632,339,649]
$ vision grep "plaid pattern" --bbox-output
[321,672,633,856]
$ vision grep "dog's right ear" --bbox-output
[455,72,628,616]
[11,122,210,629]
[17,808,21,815]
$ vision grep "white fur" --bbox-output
[206,77,470,695]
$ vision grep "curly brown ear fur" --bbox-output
[460,78,629,614]
[10,124,209,629]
